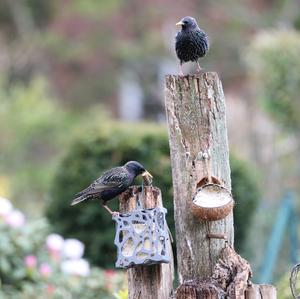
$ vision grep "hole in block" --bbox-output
[122,237,135,257]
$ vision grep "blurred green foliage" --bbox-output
[246,30,300,132]
[0,77,106,214]
[0,78,64,207]
[231,155,260,252]
[2,272,123,299]
[276,272,294,299]
[0,218,48,287]
[0,0,54,37]
[47,123,260,266]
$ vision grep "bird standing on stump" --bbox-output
[71,161,152,216]
[175,16,209,76]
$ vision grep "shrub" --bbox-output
[47,123,260,266]
[0,197,126,299]
[276,272,294,299]
[245,30,300,132]
[230,155,260,252]
[0,76,106,215]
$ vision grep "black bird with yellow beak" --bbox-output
[175,16,209,76]
[71,161,152,216]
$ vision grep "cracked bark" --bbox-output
[165,73,276,298]
[119,186,174,299]
[165,73,233,282]
[245,284,276,299]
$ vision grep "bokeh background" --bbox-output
[1,0,300,298]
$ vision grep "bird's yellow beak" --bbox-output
[142,170,153,178]
[176,20,184,27]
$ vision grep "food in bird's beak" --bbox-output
[176,20,184,27]
[142,170,153,178]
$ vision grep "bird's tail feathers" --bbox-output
[71,196,86,206]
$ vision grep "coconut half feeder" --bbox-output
[112,200,170,269]
[191,155,234,221]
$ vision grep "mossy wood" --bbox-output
[165,73,233,281]
[119,186,174,299]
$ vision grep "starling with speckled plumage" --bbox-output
[175,16,209,76]
[71,161,152,215]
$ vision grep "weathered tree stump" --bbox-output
[165,73,233,282]
[176,278,225,299]
[119,186,174,299]
[164,73,276,298]
[245,285,276,299]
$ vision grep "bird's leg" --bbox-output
[196,61,202,73]
[178,63,184,77]
[102,203,119,217]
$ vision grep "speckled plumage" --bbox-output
[71,161,148,207]
[175,16,209,66]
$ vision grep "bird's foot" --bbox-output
[196,61,203,73]
[111,211,120,218]
[103,204,119,217]
[178,64,184,77]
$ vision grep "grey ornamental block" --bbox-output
[113,205,170,269]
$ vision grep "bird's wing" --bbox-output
[76,167,128,196]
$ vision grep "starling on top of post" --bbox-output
[175,16,209,76]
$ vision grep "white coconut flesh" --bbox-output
[193,185,232,208]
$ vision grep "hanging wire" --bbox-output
[290,263,300,299]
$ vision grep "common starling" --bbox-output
[71,161,152,215]
[175,16,209,76]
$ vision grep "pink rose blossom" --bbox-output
[0,197,12,217]
[63,239,84,259]
[5,209,25,228]
[47,284,55,296]
[104,269,117,291]
[39,263,52,278]
[46,234,64,261]
[61,259,90,277]
[46,234,64,251]
[24,255,37,269]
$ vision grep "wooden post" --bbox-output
[245,285,277,299]
[119,186,174,299]
[164,73,276,298]
[165,73,233,281]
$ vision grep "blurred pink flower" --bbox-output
[61,259,90,277]
[47,284,55,296]
[104,269,117,291]
[46,234,64,251]
[46,234,64,262]
[5,210,25,228]
[24,255,37,269]
[63,238,84,259]
[39,263,52,278]
[0,197,12,217]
